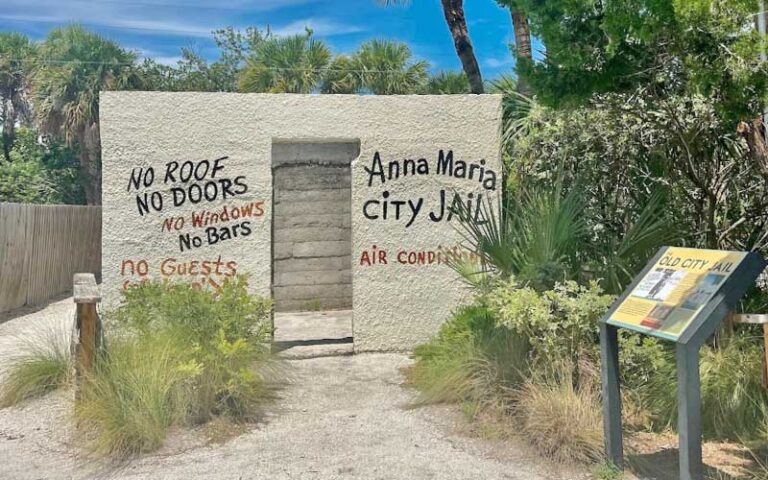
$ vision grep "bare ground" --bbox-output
[0,298,589,480]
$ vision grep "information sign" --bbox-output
[599,246,765,480]
[607,248,748,340]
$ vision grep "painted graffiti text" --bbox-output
[178,220,253,252]
[358,244,479,267]
[365,150,497,191]
[362,189,485,227]
[119,255,238,291]
[126,156,250,216]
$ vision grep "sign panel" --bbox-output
[607,247,748,341]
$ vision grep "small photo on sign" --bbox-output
[681,273,726,310]
[633,268,687,302]
[640,304,674,329]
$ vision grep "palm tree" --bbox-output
[350,40,428,95]
[321,40,429,95]
[427,71,470,94]
[0,33,33,163]
[238,30,331,93]
[376,0,484,94]
[321,55,360,94]
[33,25,139,204]
[510,11,532,61]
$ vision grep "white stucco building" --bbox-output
[100,93,502,351]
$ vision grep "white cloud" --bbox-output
[3,0,316,12]
[0,3,363,41]
[484,56,513,69]
[153,55,184,66]
[270,18,364,37]
[0,13,216,37]
[126,45,182,65]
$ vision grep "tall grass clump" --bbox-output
[701,333,768,440]
[0,324,72,407]
[75,337,187,455]
[76,276,278,456]
[514,365,604,464]
[410,302,528,413]
[613,329,768,440]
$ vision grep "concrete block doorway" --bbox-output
[271,140,359,356]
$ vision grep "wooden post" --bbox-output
[73,273,100,388]
[763,323,768,388]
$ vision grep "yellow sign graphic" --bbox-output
[607,247,747,340]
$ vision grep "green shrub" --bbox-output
[593,461,623,480]
[410,282,611,461]
[489,279,614,370]
[0,128,84,204]
[112,276,271,343]
[414,273,768,464]
[110,276,275,421]
[77,276,278,456]
[0,155,57,203]
[0,325,72,407]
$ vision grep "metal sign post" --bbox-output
[599,247,766,480]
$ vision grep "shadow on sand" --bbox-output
[0,291,74,326]
[628,446,762,479]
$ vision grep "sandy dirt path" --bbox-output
[0,298,587,480]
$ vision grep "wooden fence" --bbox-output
[0,203,101,313]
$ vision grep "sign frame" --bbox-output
[599,246,766,480]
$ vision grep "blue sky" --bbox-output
[0,0,538,79]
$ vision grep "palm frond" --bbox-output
[449,180,587,291]
[489,74,537,146]
[597,190,679,294]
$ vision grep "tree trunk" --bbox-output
[1,132,11,163]
[1,101,11,163]
[78,125,102,205]
[738,118,768,178]
[511,10,532,95]
[440,0,484,94]
[1,140,10,163]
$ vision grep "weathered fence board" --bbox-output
[0,203,101,313]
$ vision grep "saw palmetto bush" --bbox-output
[449,183,587,292]
[488,75,538,146]
[451,179,675,295]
